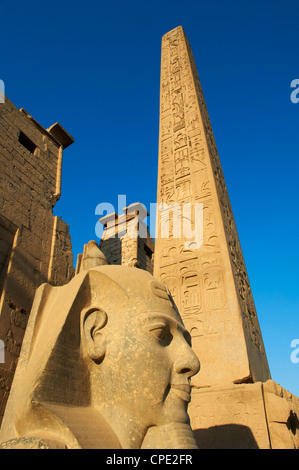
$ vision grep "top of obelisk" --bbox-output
[162,25,184,39]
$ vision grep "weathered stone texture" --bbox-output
[154,26,270,387]
[0,96,74,424]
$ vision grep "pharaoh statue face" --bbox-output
[82,268,200,448]
[0,264,200,449]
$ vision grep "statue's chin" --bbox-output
[141,422,198,449]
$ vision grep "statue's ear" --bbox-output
[82,307,108,363]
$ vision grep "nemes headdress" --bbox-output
[0,264,178,448]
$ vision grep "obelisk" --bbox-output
[154,26,270,387]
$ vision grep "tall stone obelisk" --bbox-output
[154,26,270,388]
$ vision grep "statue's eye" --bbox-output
[149,324,172,345]
[151,326,166,340]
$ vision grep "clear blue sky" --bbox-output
[1,0,298,398]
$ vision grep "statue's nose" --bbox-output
[174,341,200,378]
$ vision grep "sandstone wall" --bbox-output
[0,97,74,423]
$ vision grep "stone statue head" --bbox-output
[0,265,200,449]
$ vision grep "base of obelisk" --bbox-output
[189,380,299,449]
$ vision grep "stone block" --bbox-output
[189,380,299,449]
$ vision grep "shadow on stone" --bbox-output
[194,424,259,449]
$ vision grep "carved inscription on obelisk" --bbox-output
[154,26,270,387]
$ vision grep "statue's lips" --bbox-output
[170,384,191,402]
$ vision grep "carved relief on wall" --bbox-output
[203,235,220,253]
[170,56,180,74]
[202,204,216,234]
[160,136,173,156]
[189,323,204,340]
[184,311,232,344]
[175,178,191,201]
[174,132,187,150]
[174,148,190,178]
[160,164,174,188]
[180,271,201,315]
[169,35,179,49]
[160,120,172,142]
[160,183,175,204]
[159,241,178,266]
[190,148,206,171]
[186,112,200,133]
[160,274,180,308]
[172,91,184,111]
[171,72,182,97]
[160,149,172,167]
[193,169,211,200]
